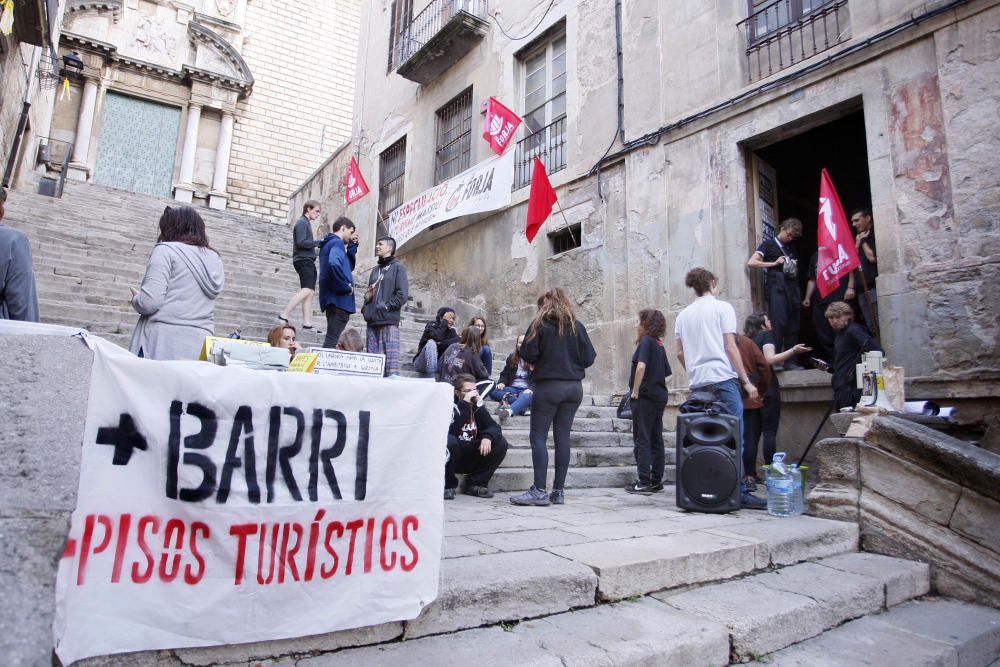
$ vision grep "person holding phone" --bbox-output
[445,374,509,499]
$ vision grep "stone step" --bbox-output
[747,597,1000,666]
[498,446,659,469]
[502,430,666,449]
[487,465,659,491]
[279,533,903,666]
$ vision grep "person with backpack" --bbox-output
[437,326,489,384]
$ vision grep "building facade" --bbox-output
[9,0,358,219]
[294,0,1000,431]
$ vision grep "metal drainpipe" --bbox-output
[615,0,624,143]
[2,46,42,188]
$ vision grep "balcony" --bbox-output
[739,0,850,82]
[395,0,490,85]
[513,116,566,190]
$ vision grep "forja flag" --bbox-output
[816,168,860,298]
[344,156,370,205]
[53,337,451,664]
[482,97,522,156]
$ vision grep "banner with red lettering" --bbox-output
[816,169,860,298]
[344,156,370,205]
[54,338,450,664]
[386,148,514,250]
[482,97,522,156]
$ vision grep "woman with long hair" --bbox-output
[268,323,301,356]
[129,206,224,360]
[437,325,489,383]
[510,288,596,506]
[744,312,811,480]
[467,315,493,375]
[625,309,672,494]
[736,315,772,491]
[489,334,533,421]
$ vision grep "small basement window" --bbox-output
[549,224,581,255]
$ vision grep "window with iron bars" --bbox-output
[740,0,849,81]
[435,87,473,184]
[513,26,567,189]
[549,224,581,255]
[387,0,414,72]
[379,137,407,222]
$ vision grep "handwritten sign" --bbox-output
[308,347,386,377]
[287,352,319,373]
[54,337,451,663]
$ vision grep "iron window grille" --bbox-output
[379,137,407,221]
[739,0,849,82]
[387,0,414,72]
[435,87,473,184]
[549,224,581,255]
[391,0,490,68]
[513,28,567,189]
[513,116,566,190]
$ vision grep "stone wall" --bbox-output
[228,0,360,219]
[810,416,1000,607]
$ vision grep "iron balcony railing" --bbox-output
[397,0,489,66]
[513,116,567,190]
[739,0,850,82]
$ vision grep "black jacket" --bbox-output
[414,320,459,362]
[498,353,533,387]
[449,397,503,445]
[519,319,596,382]
[362,257,408,326]
[438,343,489,382]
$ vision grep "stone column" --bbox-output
[173,103,202,203]
[208,112,234,211]
[67,77,99,181]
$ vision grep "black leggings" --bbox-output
[529,380,583,490]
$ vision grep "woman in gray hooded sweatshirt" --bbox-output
[129,206,225,360]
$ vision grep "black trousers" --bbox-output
[834,384,861,411]
[529,380,583,490]
[767,277,801,355]
[323,306,351,348]
[811,301,836,362]
[446,435,508,488]
[632,398,666,486]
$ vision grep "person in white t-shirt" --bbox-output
[674,267,766,509]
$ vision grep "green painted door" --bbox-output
[93,92,181,198]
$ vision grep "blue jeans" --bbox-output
[488,385,533,415]
[481,345,494,376]
[696,378,749,493]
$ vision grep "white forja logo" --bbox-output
[347,172,356,188]
[489,117,515,146]
[489,114,504,136]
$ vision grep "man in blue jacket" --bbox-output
[318,217,358,348]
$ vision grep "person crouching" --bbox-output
[445,374,508,500]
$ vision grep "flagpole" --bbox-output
[554,200,577,246]
[855,268,880,339]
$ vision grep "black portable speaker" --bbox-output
[675,412,741,513]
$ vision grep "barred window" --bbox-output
[550,224,581,255]
[513,26,568,189]
[379,136,406,220]
[387,0,414,72]
[435,87,473,184]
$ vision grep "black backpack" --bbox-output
[678,390,731,415]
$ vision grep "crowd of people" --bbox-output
[1,190,884,509]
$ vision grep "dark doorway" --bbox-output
[748,107,872,361]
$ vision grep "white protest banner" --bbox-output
[54,338,451,664]
[386,148,515,250]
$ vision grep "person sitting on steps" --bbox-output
[437,325,489,384]
[267,323,301,357]
[467,315,494,376]
[413,307,458,377]
[489,334,534,423]
[445,374,509,500]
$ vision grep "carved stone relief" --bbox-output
[133,11,179,60]
[215,0,236,17]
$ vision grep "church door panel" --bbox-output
[93,93,181,198]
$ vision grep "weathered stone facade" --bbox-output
[298,0,1000,436]
[9,0,358,219]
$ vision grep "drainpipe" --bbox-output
[2,46,42,188]
[615,0,624,144]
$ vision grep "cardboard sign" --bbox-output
[54,337,451,663]
[308,347,386,377]
[287,352,319,373]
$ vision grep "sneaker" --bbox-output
[740,492,767,510]
[444,488,456,500]
[497,406,511,425]
[549,489,564,505]
[625,482,654,495]
[743,476,758,493]
[523,409,531,416]
[650,482,665,492]
[464,484,494,499]
[510,486,551,506]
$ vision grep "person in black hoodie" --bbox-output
[362,236,408,376]
[510,288,597,506]
[445,374,509,499]
[413,306,458,376]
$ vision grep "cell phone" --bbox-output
[811,357,830,372]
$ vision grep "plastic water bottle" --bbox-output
[789,463,805,516]
[766,453,795,517]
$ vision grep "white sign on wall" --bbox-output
[53,338,451,664]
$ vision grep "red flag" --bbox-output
[526,158,557,243]
[344,156,370,205]
[482,97,522,156]
[816,168,860,298]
